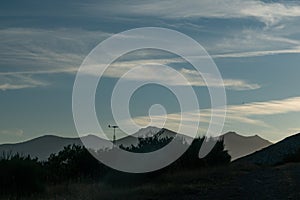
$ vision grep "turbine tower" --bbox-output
[108,125,119,144]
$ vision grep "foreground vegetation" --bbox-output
[0,136,230,198]
[2,133,300,199]
[5,162,300,200]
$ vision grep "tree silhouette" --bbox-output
[46,145,106,182]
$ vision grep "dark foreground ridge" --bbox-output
[236,132,300,165]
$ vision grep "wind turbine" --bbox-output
[108,125,119,144]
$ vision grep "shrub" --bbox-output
[45,145,107,183]
[0,153,44,196]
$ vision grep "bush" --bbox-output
[121,136,230,169]
[45,145,108,183]
[0,153,44,196]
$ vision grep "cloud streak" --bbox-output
[213,47,300,58]
[0,74,47,91]
[0,28,110,76]
[0,129,23,137]
[83,60,260,91]
[97,0,300,26]
[227,96,300,116]
[211,29,300,58]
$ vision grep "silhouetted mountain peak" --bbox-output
[222,132,272,160]
[133,126,162,138]
[224,132,263,139]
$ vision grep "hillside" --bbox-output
[236,133,300,165]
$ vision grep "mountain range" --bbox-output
[0,127,272,161]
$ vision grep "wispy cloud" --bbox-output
[85,0,300,58]
[0,128,23,137]
[0,74,47,91]
[83,61,260,91]
[129,96,300,136]
[96,0,300,26]
[227,96,300,116]
[0,83,35,91]
[213,47,300,58]
[4,0,300,28]
[27,33,255,93]
[0,28,110,75]
[211,29,300,58]
[179,68,260,90]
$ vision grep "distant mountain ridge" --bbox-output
[0,135,81,160]
[0,127,272,161]
[116,127,177,147]
[222,132,272,160]
[0,127,173,160]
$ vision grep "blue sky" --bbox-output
[1,0,300,143]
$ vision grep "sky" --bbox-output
[1,0,300,143]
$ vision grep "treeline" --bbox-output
[0,136,231,196]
